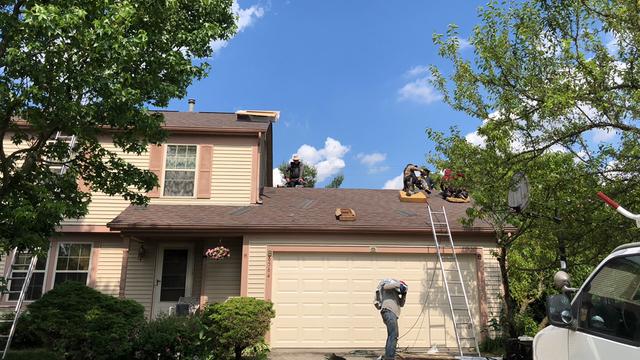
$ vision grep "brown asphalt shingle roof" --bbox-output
[108,188,494,234]
[157,111,270,133]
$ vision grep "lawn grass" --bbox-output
[5,349,62,360]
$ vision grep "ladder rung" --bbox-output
[6,277,26,281]
[459,337,477,340]
[6,290,22,294]
[431,222,448,225]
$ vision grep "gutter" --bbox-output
[107,223,499,235]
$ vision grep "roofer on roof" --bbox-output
[284,154,305,187]
[403,164,434,196]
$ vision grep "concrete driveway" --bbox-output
[268,349,462,360]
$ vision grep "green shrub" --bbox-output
[202,297,275,360]
[241,340,270,360]
[132,314,208,360]
[513,312,538,337]
[0,311,45,350]
[26,281,145,360]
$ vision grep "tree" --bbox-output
[426,127,629,338]
[325,174,344,188]
[430,0,640,209]
[0,1,236,253]
[277,161,317,188]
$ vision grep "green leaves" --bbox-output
[0,0,236,252]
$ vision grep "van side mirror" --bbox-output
[547,294,576,329]
[553,271,578,294]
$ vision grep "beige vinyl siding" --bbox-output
[483,247,503,335]
[211,145,252,204]
[94,240,124,296]
[61,139,256,226]
[124,241,157,319]
[2,134,28,169]
[0,253,7,278]
[61,138,150,226]
[203,239,242,303]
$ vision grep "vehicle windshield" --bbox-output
[589,255,640,303]
[578,254,640,344]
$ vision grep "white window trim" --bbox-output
[161,144,200,199]
[3,250,50,303]
[52,242,93,287]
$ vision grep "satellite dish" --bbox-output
[508,172,530,213]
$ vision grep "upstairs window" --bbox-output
[163,145,197,197]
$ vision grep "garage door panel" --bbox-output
[271,252,480,348]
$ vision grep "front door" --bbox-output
[152,244,194,318]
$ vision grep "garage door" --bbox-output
[270,252,480,348]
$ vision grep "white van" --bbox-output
[533,242,640,359]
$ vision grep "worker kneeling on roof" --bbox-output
[284,154,305,187]
[374,279,408,360]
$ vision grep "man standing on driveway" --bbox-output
[374,279,408,360]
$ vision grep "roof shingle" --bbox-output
[157,111,270,133]
[108,188,494,234]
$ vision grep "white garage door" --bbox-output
[270,252,480,348]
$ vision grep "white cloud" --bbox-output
[398,77,442,105]
[295,137,350,182]
[465,131,486,148]
[383,175,404,190]
[357,152,386,166]
[405,65,430,77]
[357,152,389,174]
[606,32,619,54]
[591,128,616,143]
[273,168,284,186]
[211,0,265,52]
[456,37,472,50]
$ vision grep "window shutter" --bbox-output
[77,177,90,193]
[148,144,165,198]
[197,145,213,199]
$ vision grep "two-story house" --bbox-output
[1,108,504,351]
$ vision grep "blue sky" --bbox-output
[165,0,492,189]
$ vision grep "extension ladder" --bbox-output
[427,205,480,357]
[52,131,77,174]
[0,249,38,359]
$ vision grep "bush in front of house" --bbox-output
[26,281,145,360]
[132,314,208,360]
[202,297,275,360]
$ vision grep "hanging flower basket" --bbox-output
[204,246,231,260]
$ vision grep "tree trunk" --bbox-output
[234,345,243,360]
[497,245,517,338]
